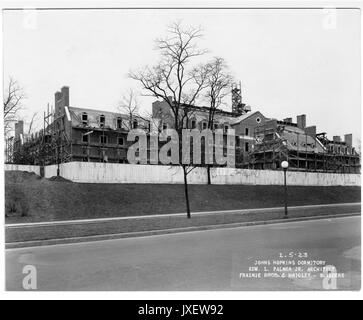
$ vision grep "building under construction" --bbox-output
[8,86,360,174]
[11,86,149,167]
[248,116,360,173]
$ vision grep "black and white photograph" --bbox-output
[1,0,362,302]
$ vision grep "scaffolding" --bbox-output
[5,136,14,163]
[40,104,72,166]
[231,82,243,115]
[248,123,360,173]
[12,104,72,169]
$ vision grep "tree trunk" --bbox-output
[207,165,212,185]
[182,165,191,219]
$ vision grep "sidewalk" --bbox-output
[6,203,361,248]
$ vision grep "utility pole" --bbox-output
[281,160,289,219]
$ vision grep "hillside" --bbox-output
[5,171,361,224]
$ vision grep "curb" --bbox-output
[6,212,360,249]
[6,202,361,228]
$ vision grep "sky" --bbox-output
[3,8,361,145]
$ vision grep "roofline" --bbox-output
[157,100,240,118]
[231,111,262,125]
[68,106,148,120]
[68,106,121,115]
[180,103,238,117]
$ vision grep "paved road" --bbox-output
[6,216,361,291]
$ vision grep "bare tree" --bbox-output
[204,57,234,184]
[3,78,25,138]
[144,108,172,134]
[27,112,38,135]
[118,89,141,130]
[130,22,209,218]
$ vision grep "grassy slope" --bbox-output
[5,171,361,223]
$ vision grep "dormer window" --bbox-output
[82,113,88,125]
[202,122,208,130]
[117,117,122,129]
[100,115,105,128]
[133,120,138,129]
[191,120,197,129]
[224,125,229,133]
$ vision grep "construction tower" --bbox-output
[232,82,249,115]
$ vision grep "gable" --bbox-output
[231,111,265,125]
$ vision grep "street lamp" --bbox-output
[281,161,289,219]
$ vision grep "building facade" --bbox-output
[249,115,360,173]
[10,86,360,173]
[13,87,150,165]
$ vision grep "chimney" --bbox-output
[333,136,341,143]
[283,118,293,124]
[344,134,353,146]
[61,86,70,107]
[297,114,306,129]
[305,126,316,138]
[55,91,62,106]
[54,87,69,116]
[15,121,24,140]
[54,91,62,115]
